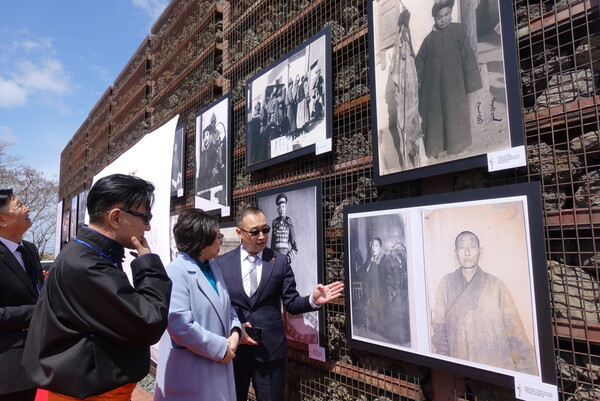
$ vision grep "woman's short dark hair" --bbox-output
[174,209,219,257]
[87,174,155,224]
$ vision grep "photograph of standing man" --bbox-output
[0,189,43,401]
[270,193,297,264]
[216,206,343,401]
[415,0,482,158]
[431,231,537,375]
[171,125,184,197]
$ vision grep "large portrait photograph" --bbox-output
[195,95,231,216]
[369,0,523,184]
[344,183,555,386]
[171,123,185,197]
[256,179,325,351]
[246,28,332,171]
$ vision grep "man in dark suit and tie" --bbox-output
[0,189,43,401]
[216,206,343,401]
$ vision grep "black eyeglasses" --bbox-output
[118,208,152,225]
[238,226,270,237]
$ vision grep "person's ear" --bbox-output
[235,228,243,239]
[0,215,7,227]
[106,208,121,229]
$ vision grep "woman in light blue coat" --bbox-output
[154,209,241,401]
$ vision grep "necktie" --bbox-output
[247,255,258,297]
[17,245,40,294]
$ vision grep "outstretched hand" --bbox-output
[312,281,344,305]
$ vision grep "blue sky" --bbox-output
[0,0,170,181]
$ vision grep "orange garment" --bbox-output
[47,383,136,401]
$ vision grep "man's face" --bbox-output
[115,202,151,249]
[276,201,286,217]
[434,6,452,30]
[455,233,480,269]
[0,195,32,236]
[237,212,269,255]
[371,240,381,256]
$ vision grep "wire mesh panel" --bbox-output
[57,0,600,399]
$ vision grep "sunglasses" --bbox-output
[118,208,153,225]
[238,226,271,237]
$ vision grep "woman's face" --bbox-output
[201,231,223,261]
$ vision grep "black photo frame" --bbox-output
[246,28,332,171]
[256,179,326,353]
[195,94,232,217]
[344,182,555,387]
[368,0,524,184]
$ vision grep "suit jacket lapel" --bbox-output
[252,248,277,302]
[0,241,37,296]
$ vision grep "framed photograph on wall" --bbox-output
[256,179,325,354]
[69,196,78,240]
[61,209,70,245]
[169,210,180,262]
[369,0,524,184]
[195,94,231,217]
[171,123,185,197]
[246,28,332,171]
[344,182,555,387]
[77,189,89,231]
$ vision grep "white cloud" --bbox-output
[0,77,27,108]
[14,59,71,95]
[0,35,72,109]
[132,0,170,21]
[0,126,17,144]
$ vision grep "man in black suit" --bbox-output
[216,206,343,401]
[0,189,43,401]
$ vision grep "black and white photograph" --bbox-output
[69,195,78,240]
[369,0,524,184]
[77,188,88,232]
[169,210,179,262]
[344,183,555,386]
[61,209,70,245]
[195,94,231,216]
[257,179,324,350]
[423,200,538,377]
[347,212,411,348]
[171,123,185,197]
[246,28,332,171]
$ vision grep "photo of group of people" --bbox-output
[370,0,520,182]
[246,28,331,170]
[345,183,553,384]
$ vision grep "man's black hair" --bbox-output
[87,174,155,224]
[0,189,14,212]
[236,206,264,227]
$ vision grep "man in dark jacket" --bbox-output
[0,189,43,401]
[22,174,172,400]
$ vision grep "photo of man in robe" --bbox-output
[415,0,482,158]
[371,0,513,177]
[431,231,538,375]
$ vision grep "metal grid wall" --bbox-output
[57,0,600,399]
[517,1,600,400]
